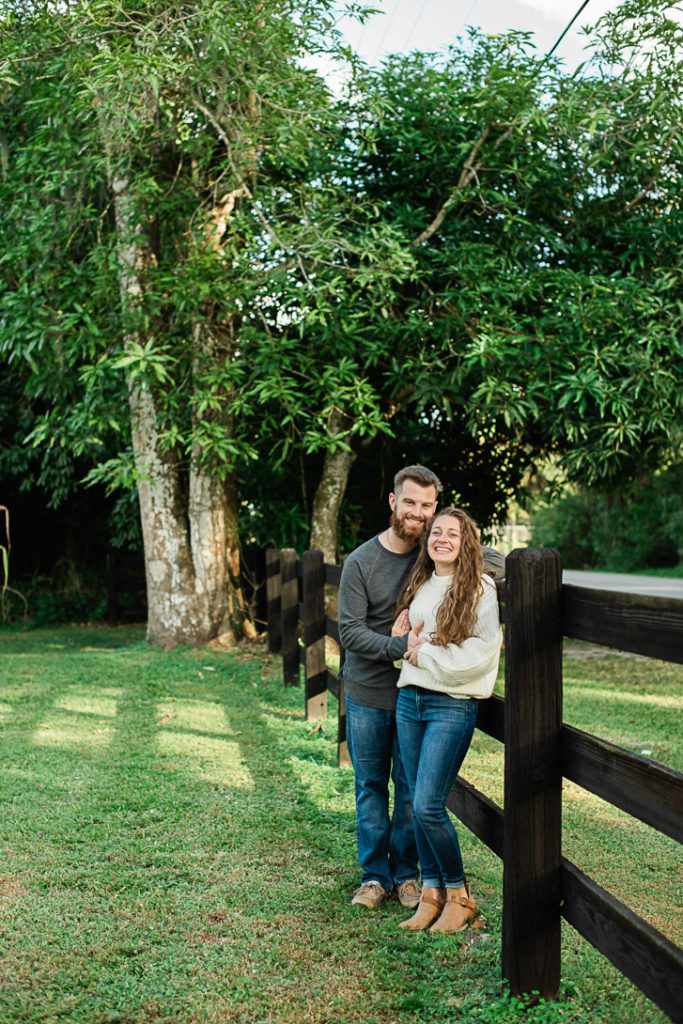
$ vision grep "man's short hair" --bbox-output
[393,464,443,495]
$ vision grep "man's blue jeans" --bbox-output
[345,693,419,892]
[396,686,478,888]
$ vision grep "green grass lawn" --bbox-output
[0,627,680,1024]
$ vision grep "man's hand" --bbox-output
[391,609,410,637]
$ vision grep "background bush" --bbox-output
[529,463,683,572]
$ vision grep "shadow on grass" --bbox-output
[0,628,669,1024]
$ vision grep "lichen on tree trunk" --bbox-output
[112,172,251,648]
[309,409,357,566]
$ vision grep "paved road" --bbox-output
[562,570,683,600]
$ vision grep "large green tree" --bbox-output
[246,4,682,561]
[0,0,360,643]
[2,0,682,633]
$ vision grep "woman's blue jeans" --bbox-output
[396,686,478,888]
[345,693,419,892]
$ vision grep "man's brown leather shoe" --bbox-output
[351,880,389,908]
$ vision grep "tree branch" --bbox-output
[413,115,530,247]
[619,129,676,215]
[413,125,493,246]
[190,94,312,282]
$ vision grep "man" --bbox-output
[338,465,505,909]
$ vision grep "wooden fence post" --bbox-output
[337,677,351,767]
[302,550,327,721]
[335,555,352,767]
[280,548,300,687]
[503,547,563,1000]
[265,549,282,654]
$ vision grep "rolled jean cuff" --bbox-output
[422,876,466,889]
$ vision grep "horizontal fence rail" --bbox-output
[562,724,683,843]
[563,585,683,665]
[262,547,683,1021]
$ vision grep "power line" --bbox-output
[455,0,480,42]
[371,0,403,62]
[370,0,593,68]
[401,0,432,53]
[454,0,592,62]
[546,0,591,59]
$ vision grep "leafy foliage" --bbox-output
[1,0,682,585]
[338,25,682,487]
[241,11,683,549]
[529,462,683,572]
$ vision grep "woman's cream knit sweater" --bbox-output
[396,572,502,700]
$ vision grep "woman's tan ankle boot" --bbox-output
[429,884,477,933]
[399,888,445,930]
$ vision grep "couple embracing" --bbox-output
[338,465,503,932]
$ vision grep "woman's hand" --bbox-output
[404,646,422,667]
[403,621,427,666]
[391,609,410,636]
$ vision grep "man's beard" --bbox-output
[390,510,428,543]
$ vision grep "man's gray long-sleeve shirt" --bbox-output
[338,535,505,711]
[338,537,416,710]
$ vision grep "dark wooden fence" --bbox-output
[263,546,683,1021]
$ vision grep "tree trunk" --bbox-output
[185,450,251,647]
[309,410,357,565]
[112,172,249,648]
[189,320,256,645]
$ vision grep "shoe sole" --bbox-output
[431,913,478,934]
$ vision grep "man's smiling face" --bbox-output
[388,479,438,542]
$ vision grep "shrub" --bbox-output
[529,464,683,572]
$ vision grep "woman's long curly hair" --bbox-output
[395,507,485,647]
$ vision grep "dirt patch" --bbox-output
[564,644,649,662]
[0,875,27,901]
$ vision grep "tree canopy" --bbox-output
[1,0,682,637]
[235,9,683,555]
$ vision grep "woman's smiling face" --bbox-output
[427,514,462,574]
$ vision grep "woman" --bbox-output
[391,507,502,932]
